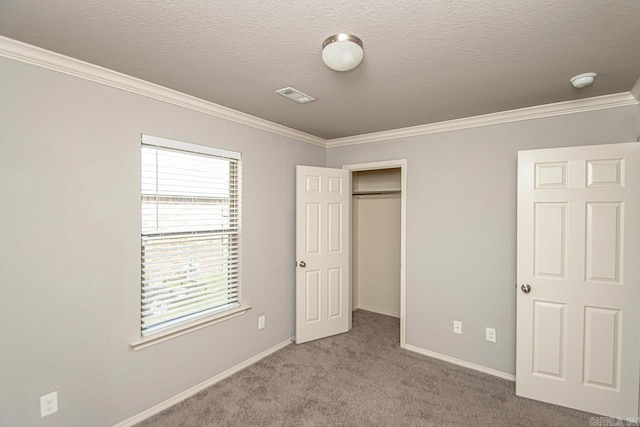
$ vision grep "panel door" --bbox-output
[295,166,350,344]
[516,142,640,418]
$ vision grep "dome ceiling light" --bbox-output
[322,34,364,72]
[570,72,597,88]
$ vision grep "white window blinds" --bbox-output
[140,135,241,336]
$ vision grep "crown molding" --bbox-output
[326,92,639,148]
[1,36,637,150]
[0,36,326,148]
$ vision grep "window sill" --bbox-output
[130,305,252,351]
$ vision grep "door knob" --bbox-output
[299,261,306,268]
[521,283,531,294]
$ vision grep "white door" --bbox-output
[516,142,640,418]
[295,166,350,344]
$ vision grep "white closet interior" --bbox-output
[352,168,401,318]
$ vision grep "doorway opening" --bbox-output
[344,160,407,348]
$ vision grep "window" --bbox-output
[140,135,241,336]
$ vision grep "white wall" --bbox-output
[327,105,640,375]
[353,194,401,317]
[0,56,324,426]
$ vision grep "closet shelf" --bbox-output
[352,190,401,196]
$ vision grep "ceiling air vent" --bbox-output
[276,87,316,104]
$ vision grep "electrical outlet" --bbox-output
[258,315,266,330]
[40,391,58,417]
[486,327,497,343]
[453,320,462,334]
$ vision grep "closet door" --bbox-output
[295,166,350,344]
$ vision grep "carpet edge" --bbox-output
[404,343,516,381]
[113,337,294,427]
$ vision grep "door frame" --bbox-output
[343,159,407,348]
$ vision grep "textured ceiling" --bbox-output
[1,0,639,139]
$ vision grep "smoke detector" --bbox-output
[570,72,597,88]
[276,87,316,104]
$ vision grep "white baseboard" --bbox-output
[404,343,515,382]
[356,304,400,318]
[113,337,293,427]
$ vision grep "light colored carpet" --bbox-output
[138,310,596,426]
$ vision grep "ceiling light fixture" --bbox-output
[570,72,597,88]
[322,34,364,72]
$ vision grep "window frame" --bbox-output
[131,135,250,350]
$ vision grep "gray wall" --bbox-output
[0,57,324,426]
[1,51,639,426]
[327,105,640,375]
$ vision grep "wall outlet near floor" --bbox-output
[453,320,462,334]
[486,327,497,343]
[40,391,58,417]
[258,314,266,330]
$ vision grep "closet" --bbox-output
[352,168,401,318]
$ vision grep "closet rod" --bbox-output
[352,190,401,196]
